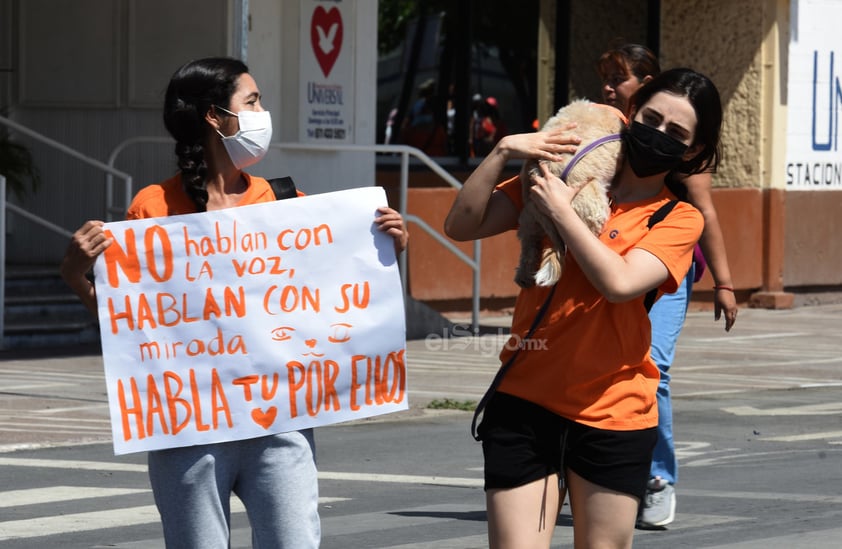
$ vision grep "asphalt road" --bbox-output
[1,304,841,547]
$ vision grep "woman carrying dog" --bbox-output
[444,67,722,548]
[598,44,738,528]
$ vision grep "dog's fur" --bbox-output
[515,100,626,288]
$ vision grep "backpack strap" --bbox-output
[643,200,679,312]
[268,176,298,200]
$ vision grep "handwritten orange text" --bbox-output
[349,351,406,411]
[116,368,232,441]
[263,285,321,314]
[286,360,341,418]
[276,224,334,250]
[183,221,268,256]
[334,282,370,313]
[104,225,174,288]
[107,286,246,334]
[139,328,247,362]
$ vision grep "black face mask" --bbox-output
[622,121,689,177]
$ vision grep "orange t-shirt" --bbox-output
[126,172,297,219]
[495,175,703,430]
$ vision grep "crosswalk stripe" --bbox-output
[759,430,842,442]
[0,505,162,540]
[0,457,147,473]
[0,457,484,487]
[0,487,347,542]
[1,486,148,507]
[320,471,482,488]
[0,422,109,431]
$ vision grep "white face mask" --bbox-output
[215,107,273,170]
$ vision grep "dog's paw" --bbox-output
[534,262,560,287]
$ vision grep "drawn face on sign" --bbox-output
[310,5,343,77]
[271,322,353,356]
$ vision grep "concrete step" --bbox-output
[2,265,100,349]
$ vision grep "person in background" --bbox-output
[471,95,507,157]
[597,43,738,529]
[445,67,723,548]
[384,106,399,145]
[400,78,448,156]
[60,57,408,548]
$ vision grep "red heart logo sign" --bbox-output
[251,406,277,429]
[310,6,343,78]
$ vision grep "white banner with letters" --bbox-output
[299,0,354,143]
[785,0,842,188]
[94,187,407,455]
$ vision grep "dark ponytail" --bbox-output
[163,57,248,211]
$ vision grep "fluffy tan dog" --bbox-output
[515,100,627,288]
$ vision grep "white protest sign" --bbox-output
[94,186,407,455]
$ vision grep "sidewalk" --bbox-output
[1,304,841,450]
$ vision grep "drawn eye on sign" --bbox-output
[270,322,354,357]
[310,6,343,78]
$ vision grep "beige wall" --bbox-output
[568,0,650,104]
[661,0,771,190]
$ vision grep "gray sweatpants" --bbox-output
[147,429,320,548]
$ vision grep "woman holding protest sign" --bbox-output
[61,57,408,549]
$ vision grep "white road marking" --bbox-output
[0,486,346,541]
[0,456,484,488]
[759,430,842,442]
[0,506,163,540]
[723,402,842,416]
[1,486,149,507]
[691,332,807,343]
[0,456,147,473]
[319,471,482,488]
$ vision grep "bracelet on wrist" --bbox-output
[713,285,735,292]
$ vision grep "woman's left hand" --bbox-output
[375,206,409,255]
[714,289,738,331]
[527,161,578,218]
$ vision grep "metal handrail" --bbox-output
[0,115,135,349]
[106,138,482,333]
[0,114,134,220]
[270,142,481,334]
[105,136,172,221]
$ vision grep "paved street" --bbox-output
[1,304,841,547]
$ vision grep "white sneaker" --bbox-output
[638,477,676,528]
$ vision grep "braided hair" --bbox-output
[163,57,248,212]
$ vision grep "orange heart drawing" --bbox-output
[251,407,278,429]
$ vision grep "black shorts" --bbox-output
[478,392,657,501]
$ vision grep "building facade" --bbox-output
[1,0,839,310]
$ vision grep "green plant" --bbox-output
[0,137,41,199]
[427,398,476,411]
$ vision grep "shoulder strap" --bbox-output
[647,200,678,229]
[470,285,557,441]
[643,200,679,312]
[268,176,298,200]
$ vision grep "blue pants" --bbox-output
[148,429,320,549]
[647,266,694,485]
